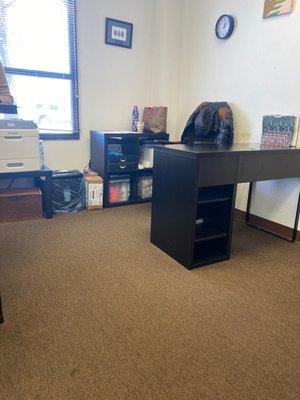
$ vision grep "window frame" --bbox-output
[3,0,79,141]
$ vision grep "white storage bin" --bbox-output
[108,177,130,204]
[139,145,154,169]
[138,175,153,199]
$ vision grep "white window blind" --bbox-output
[0,0,79,139]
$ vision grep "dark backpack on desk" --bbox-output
[181,102,234,145]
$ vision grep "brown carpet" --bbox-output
[0,204,299,400]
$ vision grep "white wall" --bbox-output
[43,0,299,230]
[177,0,300,229]
[44,0,157,170]
[151,0,183,139]
[44,0,184,170]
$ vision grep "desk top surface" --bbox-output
[159,143,300,156]
[0,166,52,178]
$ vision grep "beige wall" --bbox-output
[177,0,300,229]
[44,0,299,229]
[151,0,182,139]
[44,0,157,170]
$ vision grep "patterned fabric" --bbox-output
[181,102,234,145]
[142,107,168,134]
[0,62,14,104]
[261,115,297,147]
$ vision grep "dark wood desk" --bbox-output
[151,143,300,269]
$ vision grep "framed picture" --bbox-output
[263,0,294,18]
[105,18,133,49]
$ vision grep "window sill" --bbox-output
[40,132,80,141]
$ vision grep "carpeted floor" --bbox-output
[0,204,299,400]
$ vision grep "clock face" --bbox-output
[216,15,234,40]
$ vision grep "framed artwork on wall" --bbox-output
[263,0,295,18]
[105,18,133,49]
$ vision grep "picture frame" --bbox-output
[105,18,133,49]
[263,0,295,18]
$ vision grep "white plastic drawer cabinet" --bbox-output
[0,119,40,173]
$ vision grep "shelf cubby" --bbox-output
[192,184,236,267]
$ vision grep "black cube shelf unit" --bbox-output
[90,131,169,208]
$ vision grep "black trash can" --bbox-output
[52,170,85,214]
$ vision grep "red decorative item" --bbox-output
[109,186,120,203]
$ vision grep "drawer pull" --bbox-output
[120,158,127,163]
[4,136,23,141]
[120,165,127,169]
[6,162,24,169]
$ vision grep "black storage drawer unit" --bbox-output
[108,154,138,163]
[108,162,138,173]
[90,131,169,208]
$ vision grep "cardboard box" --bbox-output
[85,175,103,210]
[0,188,42,223]
[84,167,98,176]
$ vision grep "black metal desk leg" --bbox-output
[245,182,254,224]
[246,182,300,243]
[0,294,4,324]
[292,191,300,242]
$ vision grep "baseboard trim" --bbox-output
[234,209,300,243]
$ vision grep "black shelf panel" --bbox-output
[193,252,228,267]
[193,236,228,266]
[198,196,230,205]
[105,197,151,208]
[198,185,233,202]
[0,104,17,114]
[137,168,153,173]
[195,228,227,242]
[136,197,152,203]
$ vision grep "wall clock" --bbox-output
[215,15,235,40]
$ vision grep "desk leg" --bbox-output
[43,175,53,219]
[246,182,300,243]
[0,294,4,324]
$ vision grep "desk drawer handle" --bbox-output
[120,158,127,163]
[6,162,24,169]
[4,136,23,141]
[120,165,127,169]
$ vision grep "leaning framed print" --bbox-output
[263,0,295,18]
[105,18,133,49]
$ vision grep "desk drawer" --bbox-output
[198,156,237,187]
[239,153,300,182]
[0,135,39,159]
[108,154,138,163]
[0,158,40,173]
[108,162,137,173]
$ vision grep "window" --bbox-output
[0,0,79,140]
